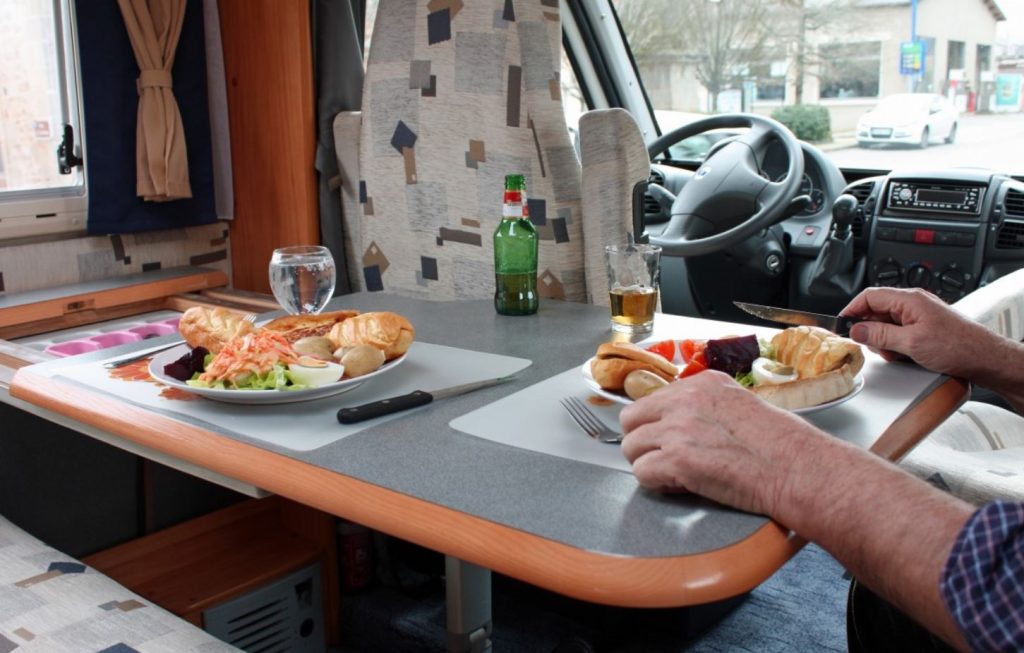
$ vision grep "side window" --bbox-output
[0,0,86,240]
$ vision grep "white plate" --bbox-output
[580,358,865,415]
[149,344,406,405]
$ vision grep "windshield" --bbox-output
[611,0,1024,175]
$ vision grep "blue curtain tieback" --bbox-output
[137,69,173,94]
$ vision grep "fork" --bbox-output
[103,311,259,368]
[560,396,624,444]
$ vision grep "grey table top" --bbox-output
[14,293,773,560]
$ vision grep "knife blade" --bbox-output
[733,301,861,336]
[336,375,516,424]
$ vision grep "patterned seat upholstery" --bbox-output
[899,269,1024,504]
[347,0,643,305]
[0,514,237,652]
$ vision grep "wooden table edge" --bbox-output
[869,375,970,462]
[11,366,803,608]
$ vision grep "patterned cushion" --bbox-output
[354,0,585,302]
[0,514,237,653]
[578,108,652,306]
[900,402,1024,505]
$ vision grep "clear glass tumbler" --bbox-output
[604,244,662,335]
[268,246,336,315]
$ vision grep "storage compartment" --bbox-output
[83,496,339,649]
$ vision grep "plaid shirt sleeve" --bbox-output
[941,500,1024,652]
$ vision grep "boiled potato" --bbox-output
[336,344,386,378]
[623,369,670,400]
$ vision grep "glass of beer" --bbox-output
[604,244,661,335]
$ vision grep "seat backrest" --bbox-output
[953,268,1024,341]
[352,0,585,302]
[578,108,651,306]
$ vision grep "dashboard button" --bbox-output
[897,228,916,242]
[935,231,957,246]
[877,227,896,241]
[955,232,976,246]
[913,229,935,244]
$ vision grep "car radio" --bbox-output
[887,181,984,217]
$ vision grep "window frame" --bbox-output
[0,0,88,242]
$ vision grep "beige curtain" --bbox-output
[118,0,192,201]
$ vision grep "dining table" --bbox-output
[7,293,969,652]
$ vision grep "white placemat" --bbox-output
[450,354,945,473]
[45,342,531,452]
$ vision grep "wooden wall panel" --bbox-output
[218,0,320,293]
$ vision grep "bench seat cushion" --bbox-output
[0,515,238,653]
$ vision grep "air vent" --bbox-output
[645,169,666,215]
[1006,188,1024,218]
[845,181,874,239]
[996,219,1024,250]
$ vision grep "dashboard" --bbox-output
[843,169,1024,302]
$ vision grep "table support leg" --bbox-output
[445,556,492,653]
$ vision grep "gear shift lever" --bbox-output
[806,194,866,299]
[830,194,857,240]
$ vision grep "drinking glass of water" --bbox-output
[268,246,336,315]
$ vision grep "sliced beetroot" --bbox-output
[705,335,759,377]
[163,346,209,381]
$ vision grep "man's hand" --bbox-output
[842,288,1024,403]
[619,371,821,517]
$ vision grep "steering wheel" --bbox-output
[645,113,805,257]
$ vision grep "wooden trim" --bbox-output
[0,270,228,334]
[218,0,319,294]
[12,367,806,608]
[869,376,970,462]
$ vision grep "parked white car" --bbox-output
[856,93,959,149]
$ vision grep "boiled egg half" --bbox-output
[750,357,798,386]
[288,357,345,387]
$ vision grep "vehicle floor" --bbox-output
[335,540,849,652]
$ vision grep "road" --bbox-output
[826,112,1024,175]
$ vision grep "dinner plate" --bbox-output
[580,358,865,415]
[149,344,406,405]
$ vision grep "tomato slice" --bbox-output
[679,356,707,378]
[644,339,676,361]
[679,339,707,364]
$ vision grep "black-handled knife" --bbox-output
[733,301,862,337]
[336,376,515,424]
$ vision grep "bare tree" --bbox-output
[776,0,859,103]
[616,0,779,112]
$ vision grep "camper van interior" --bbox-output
[1,0,1023,651]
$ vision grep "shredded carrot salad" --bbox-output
[198,330,300,383]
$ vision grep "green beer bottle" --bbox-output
[493,174,538,315]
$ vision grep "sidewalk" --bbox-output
[817,131,858,152]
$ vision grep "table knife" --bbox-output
[733,301,861,336]
[336,376,515,424]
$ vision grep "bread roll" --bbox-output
[262,309,360,342]
[178,307,255,354]
[751,364,856,410]
[590,342,678,391]
[771,326,864,378]
[328,312,415,361]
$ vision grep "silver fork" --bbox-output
[560,396,624,444]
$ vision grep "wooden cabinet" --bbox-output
[218,0,320,293]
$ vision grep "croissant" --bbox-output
[178,306,255,354]
[328,311,415,361]
[771,326,865,378]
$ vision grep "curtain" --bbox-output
[79,1,215,235]
[117,0,191,201]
